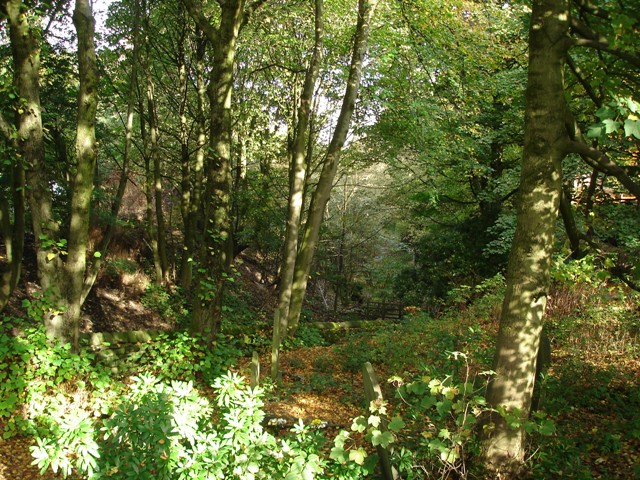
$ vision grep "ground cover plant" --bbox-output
[2,262,637,479]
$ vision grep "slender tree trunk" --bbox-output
[271,0,324,379]
[179,28,207,291]
[0,152,25,312]
[481,0,570,471]
[148,77,169,284]
[559,184,582,258]
[285,0,379,336]
[62,0,99,349]
[82,3,140,302]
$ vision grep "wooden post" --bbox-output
[362,362,399,480]
[250,351,260,388]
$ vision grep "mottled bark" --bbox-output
[59,0,99,348]
[286,0,379,335]
[271,0,324,379]
[481,0,570,470]
[5,0,61,297]
[184,0,245,340]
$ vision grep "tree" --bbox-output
[52,0,99,348]
[271,0,324,379]
[481,0,639,471]
[182,0,266,340]
[271,0,379,378]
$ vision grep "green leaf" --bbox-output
[349,447,367,465]
[595,106,616,121]
[93,251,102,258]
[368,415,381,428]
[371,430,395,448]
[351,416,367,433]
[603,118,621,134]
[330,446,348,464]
[624,118,640,139]
[587,124,605,139]
[388,416,405,432]
[539,419,556,436]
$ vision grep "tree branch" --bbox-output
[180,0,219,44]
[570,17,640,69]
[241,0,268,30]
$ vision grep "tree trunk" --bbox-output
[148,77,169,284]
[0,152,25,312]
[81,1,140,302]
[186,0,245,341]
[271,0,324,380]
[559,184,582,258]
[5,0,62,300]
[481,0,570,471]
[179,28,207,291]
[285,0,379,335]
[61,0,99,349]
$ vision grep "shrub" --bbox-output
[31,372,372,479]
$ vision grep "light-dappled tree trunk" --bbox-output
[81,3,140,301]
[4,0,62,300]
[184,0,246,340]
[285,0,379,336]
[60,0,99,349]
[481,0,570,471]
[271,0,324,380]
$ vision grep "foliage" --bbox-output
[385,353,493,479]
[29,371,375,479]
[141,284,189,324]
[131,331,242,384]
[284,323,328,349]
[0,315,111,438]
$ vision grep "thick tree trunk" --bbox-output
[481,0,570,471]
[5,0,62,299]
[271,0,324,380]
[285,0,379,335]
[63,0,99,345]
[61,0,99,349]
[188,0,244,340]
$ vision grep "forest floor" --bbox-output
[1,253,639,479]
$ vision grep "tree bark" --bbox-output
[179,28,207,291]
[184,0,245,340]
[285,0,379,335]
[4,0,62,299]
[0,138,25,312]
[60,0,99,349]
[481,0,570,471]
[271,0,324,380]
